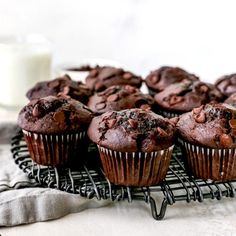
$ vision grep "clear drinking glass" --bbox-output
[0,34,52,110]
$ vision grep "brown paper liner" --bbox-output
[157,109,181,118]
[23,130,88,167]
[97,145,174,187]
[180,139,236,181]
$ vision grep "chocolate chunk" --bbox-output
[107,94,119,102]
[199,85,209,93]
[219,134,233,148]
[128,119,138,128]
[150,75,159,83]
[48,80,60,88]
[32,104,42,117]
[53,111,65,123]
[96,103,106,110]
[157,127,167,136]
[140,104,151,111]
[90,69,98,77]
[229,119,236,128]
[169,95,184,105]
[192,105,204,115]
[124,85,137,93]
[169,117,179,126]
[194,112,206,123]
[123,72,132,80]
[107,118,117,128]
[63,86,70,95]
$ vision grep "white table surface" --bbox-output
[1,108,236,236]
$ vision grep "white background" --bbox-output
[1,0,236,82]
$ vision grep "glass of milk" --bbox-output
[0,34,52,109]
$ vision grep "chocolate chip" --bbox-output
[48,80,60,88]
[53,111,65,123]
[140,104,151,111]
[96,103,106,110]
[90,69,98,77]
[192,105,204,115]
[63,86,70,95]
[199,85,209,93]
[57,92,71,99]
[32,104,41,117]
[194,112,206,123]
[229,119,236,128]
[124,85,137,93]
[107,94,119,102]
[169,117,179,126]
[169,95,184,105]
[94,82,105,91]
[219,134,233,148]
[128,119,138,128]
[123,72,132,80]
[157,127,167,136]
[107,119,117,128]
[150,75,159,83]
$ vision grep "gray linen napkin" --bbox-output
[0,123,109,226]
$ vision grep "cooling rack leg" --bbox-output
[149,197,168,220]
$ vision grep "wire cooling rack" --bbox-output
[11,129,236,220]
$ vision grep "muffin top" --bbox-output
[177,103,236,148]
[154,80,224,113]
[224,93,236,107]
[18,96,94,134]
[145,66,199,93]
[88,108,177,152]
[85,66,142,92]
[87,85,155,114]
[65,64,96,72]
[26,74,92,104]
[215,73,236,97]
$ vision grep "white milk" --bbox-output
[0,35,52,108]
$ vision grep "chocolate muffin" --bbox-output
[58,65,99,82]
[87,85,155,114]
[87,108,177,186]
[26,74,92,104]
[145,66,199,96]
[85,66,142,92]
[18,95,94,166]
[215,73,236,97]
[154,80,224,118]
[224,93,236,107]
[177,103,236,180]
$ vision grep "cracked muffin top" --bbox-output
[177,103,236,148]
[26,74,92,104]
[87,108,177,152]
[145,66,199,94]
[87,85,155,114]
[85,66,142,92]
[154,80,224,113]
[18,95,94,134]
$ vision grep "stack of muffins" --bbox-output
[17,64,236,187]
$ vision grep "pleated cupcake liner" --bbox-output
[157,109,181,118]
[180,139,236,181]
[22,130,88,167]
[97,145,174,187]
